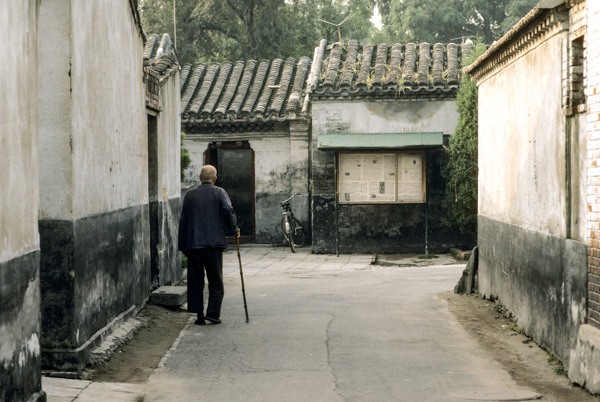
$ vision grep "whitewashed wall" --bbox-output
[39,0,147,219]
[158,73,181,201]
[477,36,567,236]
[70,2,147,216]
[1,1,39,262]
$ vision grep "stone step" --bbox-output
[150,286,187,307]
[450,247,472,261]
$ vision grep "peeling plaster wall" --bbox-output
[310,100,470,254]
[476,24,587,365]
[38,0,150,371]
[183,123,310,244]
[0,1,44,400]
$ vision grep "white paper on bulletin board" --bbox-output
[339,153,396,203]
[397,154,423,202]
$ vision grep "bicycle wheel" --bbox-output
[280,216,295,253]
[291,217,306,247]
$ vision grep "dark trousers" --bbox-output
[184,247,224,319]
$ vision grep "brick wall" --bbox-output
[568,1,586,113]
[587,0,600,328]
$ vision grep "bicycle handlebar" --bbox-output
[281,194,295,205]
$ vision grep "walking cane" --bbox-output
[236,237,250,323]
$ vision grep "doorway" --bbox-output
[206,142,255,242]
[147,115,159,287]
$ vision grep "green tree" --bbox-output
[141,0,377,64]
[314,0,375,44]
[442,41,486,236]
[501,0,539,32]
[385,0,464,44]
[141,0,200,64]
[382,0,537,45]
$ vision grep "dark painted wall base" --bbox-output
[311,195,473,254]
[150,197,182,288]
[478,215,587,365]
[0,251,44,402]
[40,204,151,372]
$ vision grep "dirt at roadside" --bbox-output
[87,304,193,383]
[441,291,597,401]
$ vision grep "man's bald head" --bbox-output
[200,165,217,183]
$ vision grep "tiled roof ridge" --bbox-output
[180,56,313,124]
[309,39,469,99]
[143,33,180,81]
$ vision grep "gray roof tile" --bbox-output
[180,38,471,126]
[309,40,469,99]
[181,56,311,124]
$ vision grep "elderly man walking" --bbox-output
[178,165,240,325]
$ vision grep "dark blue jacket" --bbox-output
[178,183,238,250]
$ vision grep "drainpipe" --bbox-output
[335,153,339,257]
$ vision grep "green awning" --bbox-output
[317,132,443,149]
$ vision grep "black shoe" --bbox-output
[205,316,222,324]
[194,318,206,325]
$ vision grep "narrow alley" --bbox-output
[44,246,593,401]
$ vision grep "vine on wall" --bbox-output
[443,41,486,237]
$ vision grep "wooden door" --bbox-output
[206,143,254,241]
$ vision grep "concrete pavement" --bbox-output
[45,245,541,401]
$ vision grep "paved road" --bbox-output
[140,246,539,402]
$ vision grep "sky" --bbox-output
[370,5,383,29]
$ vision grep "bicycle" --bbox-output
[280,195,306,253]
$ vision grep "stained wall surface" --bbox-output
[474,16,587,365]
[312,100,459,136]
[150,67,182,287]
[310,99,470,254]
[37,0,151,371]
[0,1,44,400]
